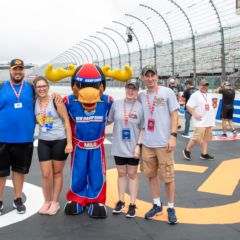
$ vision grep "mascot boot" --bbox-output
[64,201,85,215]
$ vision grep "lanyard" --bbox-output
[201,93,208,103]
[146,87,159,116]
[9,80,24,101]
[38,96,50,124]
[123,99,136,125]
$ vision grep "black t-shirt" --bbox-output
[182,87,197,109]
[219,88,235,107]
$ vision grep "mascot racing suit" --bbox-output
[64,94,113,207]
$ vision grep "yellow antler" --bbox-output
[101,65,133,82]
[45,64,77,82]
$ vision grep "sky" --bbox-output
[0,0,142,65]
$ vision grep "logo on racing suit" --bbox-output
[76,116,103,123]
[84,142,97,148]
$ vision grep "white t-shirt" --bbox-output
[187,90,215,127]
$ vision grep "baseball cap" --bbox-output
[185,80,193,85]
[199,79,209,86]
[223,81,231,86]
[125,79,139,90]
[169,78,175,83]
[141,65,157,76]
[10,59,24,69]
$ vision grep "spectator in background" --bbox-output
[168,79,181,129]
[159,80,165,86]
[182,79,215,161]
[182,81,197,137]
[168,78,180,100]
[214,81,237,137]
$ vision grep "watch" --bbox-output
[170,132,177,138]
[136,143,142,148]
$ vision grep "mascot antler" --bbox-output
[45,64,133,82]
[101,65,133,82]
[45,64,77,82]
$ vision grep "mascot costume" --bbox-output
[45,63,132,218]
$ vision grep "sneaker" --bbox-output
[232,129,238,138]
[38,202,51,215]
[200,153,214,160]
[221,133,227,137]
[112,200,125,214]
[167,208,178,225]
[13,198,26,214]
[145,204,163,220]
[47,201,60,215]
[181,133,189,137]
[126,204,136,218]
[0,201,3,216]
[182,149,191,160]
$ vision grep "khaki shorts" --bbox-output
[191,127,213,142]
[140,145,175,183]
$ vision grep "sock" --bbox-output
[153,198,161,207]
[168,202,174,209]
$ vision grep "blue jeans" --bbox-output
[183,110,192,135]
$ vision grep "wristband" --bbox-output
[170,132,177,138]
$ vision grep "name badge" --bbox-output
[205,104,210,111]
[147,119,155,131]
[41,126,47,132]
[14,102,23,108]
[122,128,131,141]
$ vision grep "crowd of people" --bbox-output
[0,59,238,226]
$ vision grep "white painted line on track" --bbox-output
[0,180,43,228]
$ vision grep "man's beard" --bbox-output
[10,75,24,84]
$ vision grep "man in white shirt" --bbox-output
[182,79,215,160]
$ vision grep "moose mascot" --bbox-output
[45,63,132,218]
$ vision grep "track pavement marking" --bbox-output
[0,180,43,228]
[106,161,240,224]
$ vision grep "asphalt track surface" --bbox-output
[0,134,240,240]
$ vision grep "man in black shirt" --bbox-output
[214,81,237,137]
[182,80,196,136]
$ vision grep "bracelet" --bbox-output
[170,132,177,138]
